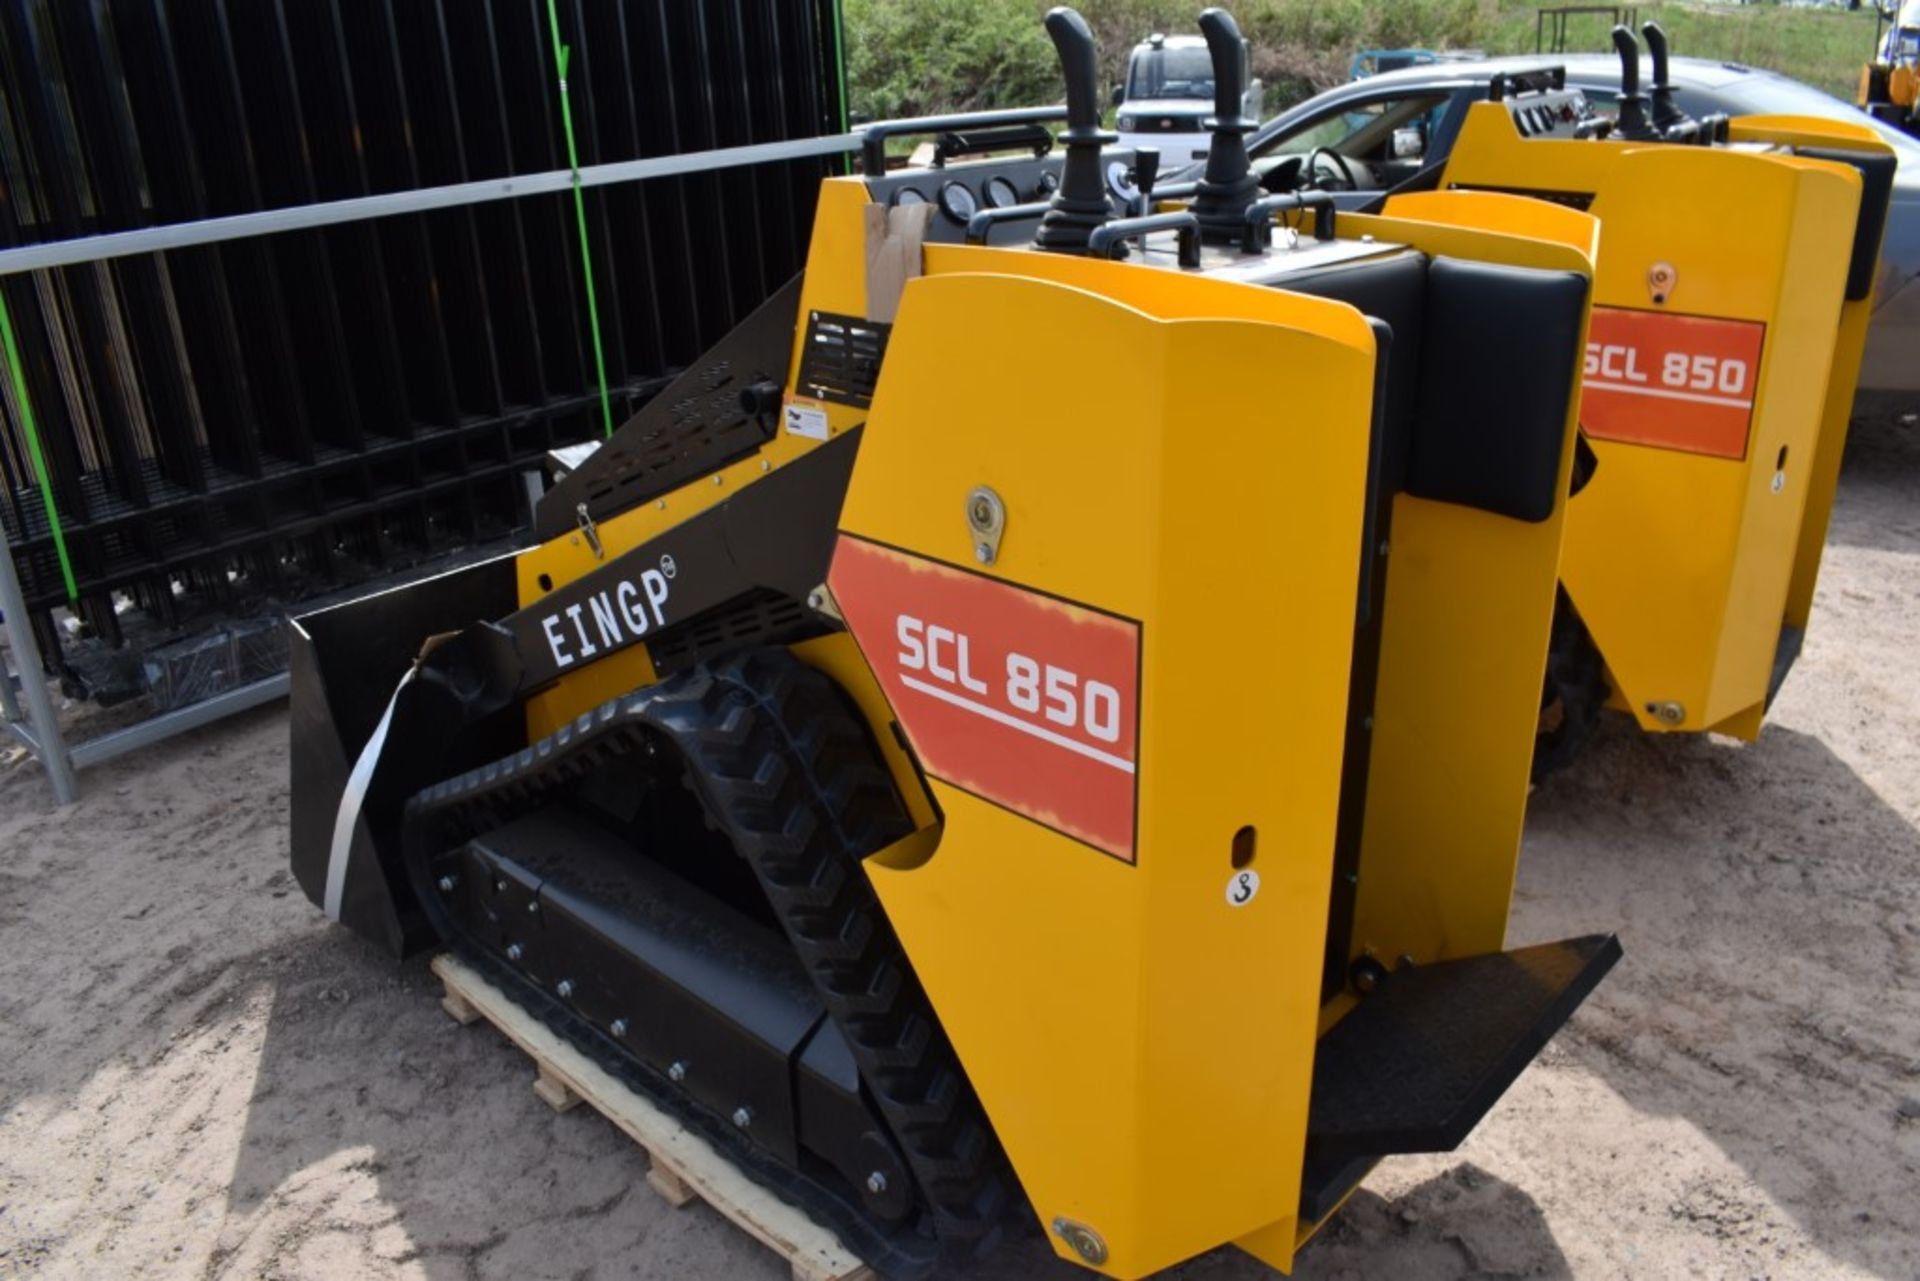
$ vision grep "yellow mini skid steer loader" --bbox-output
[1412,25,1895,775]
[291,9,1628,1276]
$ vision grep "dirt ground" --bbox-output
[1,415,1917,1281]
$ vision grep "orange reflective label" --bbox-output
[829,536,1141,863]
[1580,307,1766,460]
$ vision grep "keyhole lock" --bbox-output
[966,486,1007,566]
[1647,261,1677,305]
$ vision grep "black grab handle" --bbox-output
[860,107,1069,176]
[1087,212,1203,267]
[965,201,1051,245]
[1241,191,1337,254]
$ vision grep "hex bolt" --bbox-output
[866,1172,888,1195]
[436,875,456,893]
[610,1019,629,1038]
[556,979,575,999]
[506,943,524,962]
[731,1106,753,1128]
[668,1061,688,1083]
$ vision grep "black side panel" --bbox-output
[1299,933,1622,1221]
[1406,257,1588,523]
[535,275,804,542]
[1796,147,1897,303]
[1270,251,1427,1004]
[507,430,859,692]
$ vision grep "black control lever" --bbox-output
[1190,7,1262,244]
[1640,23,1689,136]
[1033,7,1116,254]
[1610,26,1657,141]
[1130,146,1161,216]
[1087,212,1203,268]
[1240,191,1337,254]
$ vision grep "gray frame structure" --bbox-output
[1,131,863,805]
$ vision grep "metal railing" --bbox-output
[0,0,855,804]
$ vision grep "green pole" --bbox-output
[0,288,79,604]
[543,0,616,439]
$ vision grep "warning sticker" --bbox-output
[1580,307,1766,460]
[828,536,1141,863]
[783,397,831,440]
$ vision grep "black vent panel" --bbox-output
[796,312,889,409]
[648,588,828,676]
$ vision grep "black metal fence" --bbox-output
[0,0,847,696]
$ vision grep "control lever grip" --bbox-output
[1241,191,1337,254]
[1087,212,1203,268]
[1610,26,1655,141]
[1641,22,1687,133]
[1191,7,1261,243]
[1034,7,1117,253]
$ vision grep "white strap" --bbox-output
[324,667,416,921]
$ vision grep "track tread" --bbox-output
[405,648,1013,1270]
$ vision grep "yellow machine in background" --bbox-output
[1861,0,1920,138]
[1433,25,1895,770]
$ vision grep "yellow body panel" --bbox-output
[847,267,1376,1279]
[1443,102,1883,736]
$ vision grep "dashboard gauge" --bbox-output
[984,175,1021,209]
[890,185,927,207]
[1106,159,1139,204]
[937,180,979,224]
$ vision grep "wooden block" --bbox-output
[440,989,482,1026]
[429,954,870,1281]
[791,1258,876,1281]
[533,1065,583,1112]
[645,1158,697,1208]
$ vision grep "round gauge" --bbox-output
[890,185,927,207]
[1106,159,1139,204]
[937,180,979,225]
[984,175,1021,209]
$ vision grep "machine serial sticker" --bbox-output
[1579,307,1766,460]
[782,397,831,440]
[828,536,1141,862]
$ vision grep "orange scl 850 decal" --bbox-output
[1580,307,1766,460]
[828,536,1141,862]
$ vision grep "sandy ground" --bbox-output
[1,415,1917,1281]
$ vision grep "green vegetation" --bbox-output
[841,0,1879,120]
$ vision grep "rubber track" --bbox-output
[403,648,1013,1275]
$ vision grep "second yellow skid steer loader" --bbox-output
[289,9,1623,1277]
[1418,24,1897,774]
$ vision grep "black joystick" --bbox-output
[1641,22,1689,136]
[1189,7,1261,244]
[1033,7,1116,254]
[1610,26,1657,142]
[1130,147,1161,215]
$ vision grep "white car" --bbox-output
[1113,32,1263,169]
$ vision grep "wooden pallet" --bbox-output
[432,953,875,1281]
